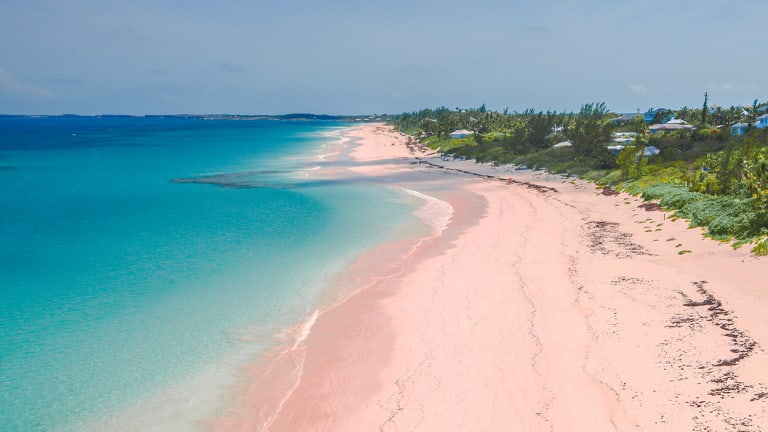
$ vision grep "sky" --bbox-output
[0,0,766,115]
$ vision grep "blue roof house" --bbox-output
[731,123,749,136]
[644,108,672,124]
[756,114,768,129]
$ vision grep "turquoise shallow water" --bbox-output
[0,117,419,431]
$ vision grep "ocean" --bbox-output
[0,116,422,431]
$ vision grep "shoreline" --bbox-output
[210,124,480,431]
[215,123,768,431]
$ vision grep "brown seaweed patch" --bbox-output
[583,220,653,258]
[600,186,620,196]
[638,202,662,211]
[678,281,758,369]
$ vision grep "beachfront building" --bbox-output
[611,114,641,126]
[644,108,672,124]
[449,129,473,139]
[731,123,749,136]
[641,146,660,157]
[756,114,768,129]
[649,122,695,134]
[611,132,636,145]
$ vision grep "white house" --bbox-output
[611,132,636,145]
[649,123,694,134]
[449,129,473,139]
[666,118,688,125]
[642,146,660,157]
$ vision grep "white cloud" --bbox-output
[0,66,55,99]
[628,84,647,95]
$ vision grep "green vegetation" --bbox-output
[391,100,768,254]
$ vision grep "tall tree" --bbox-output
[702,92,708,126]
[567,103,612,162]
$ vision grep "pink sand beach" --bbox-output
[212,123,768,431]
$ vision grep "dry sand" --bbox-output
[214,123,768,431]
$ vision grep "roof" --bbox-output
[731,123,749,128]
[649,123,694,131]
[644,108,670,121]
[643,146,660,156]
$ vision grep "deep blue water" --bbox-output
[0,116,417,431]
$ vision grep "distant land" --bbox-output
[0,113,394,122]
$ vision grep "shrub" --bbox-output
[639,184,763,243]
[678,197,756,239]
[641,184,706,208]
[753,237,768,255]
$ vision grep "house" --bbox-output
[731,123,749,136]
[611,114,641,126]
[642,146,660,157]
[756,114,768,129]
[613,132,638,138]
[449,129,473,139]
[649,123,694,134]
[644,108,672,124]
[607,145,625,154]
[611,132,637,145]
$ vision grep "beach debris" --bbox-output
[582,220,653,258]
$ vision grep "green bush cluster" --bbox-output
[642,184,705,208]
[639,183,766,249]
[677,197,759,240]
[754,237,768,255]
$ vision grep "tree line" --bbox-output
[391,101,768,254]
